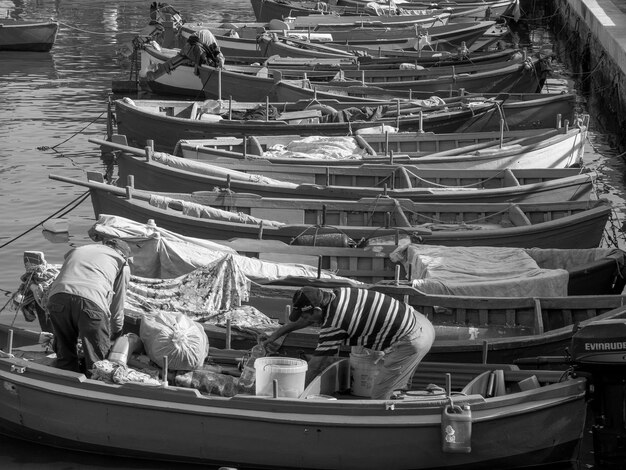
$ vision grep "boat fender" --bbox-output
[291,233,356,247]
[441,404,472,453]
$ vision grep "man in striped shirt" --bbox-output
[263,286,435,399]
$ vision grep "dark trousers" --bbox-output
[47,293,111,373]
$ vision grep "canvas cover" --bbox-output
[263,136,366,160]
[91,214,360,283]
[390,243,570,297]
[151,151,299,188]
[149,195,286,228]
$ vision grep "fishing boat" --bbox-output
[334,0,520,19]
[140,43,547,99]
[0,329,588,470]
[94,135,595,203]
[0,18,59,52]
[173,119,588,169]
[43,214,626,364]
[112,97,497,152]
[176,11,453,41]
[187,20,498,54]
[139,42,540,100]
[49,172,612,250]
[270,82,577,131]
[248,0,516,22]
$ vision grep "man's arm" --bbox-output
[261,317,313,347]
[109,264,130,339]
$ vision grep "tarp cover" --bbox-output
[148,195,286,228]
[390,243,570,297]
[91,214,360,284]
[263,136,366,160]
[151,151,299,188]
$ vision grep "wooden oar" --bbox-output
[49,173,152,201]
[408,128,561,159]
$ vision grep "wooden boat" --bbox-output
[89,213,626,294]
[333,0,519,19]
[49,172,612,250]
[17,213,626,368]
[249,0,515,22]
[252,31,502,61]
[261,83,578,131]
[112,97,497,153]
[83,215,626,364]
[140,43,545,99]
[185,20,498,54]
[0,332,589,469]
[174,121,588,169]
[196,56,546,99]
[95,135,596,203]
[169,21,518,65]
[0,18,58,52]
[175,10,453,38]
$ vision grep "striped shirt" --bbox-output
[315,288,418,356]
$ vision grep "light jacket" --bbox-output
[47,244,130,335]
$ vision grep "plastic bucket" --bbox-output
[255,357,308,398]
[349,347,383,397]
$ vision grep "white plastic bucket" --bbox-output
[254,357,308,398]
[349,347,383,397]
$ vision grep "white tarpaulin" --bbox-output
[90,214,362,284]
[151,151,299,188]
[390,243,570,297]
[263,136,366,160]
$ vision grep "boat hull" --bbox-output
[0,20,58,52]
[83,183,611,249]
[115,151,595,203]
[114,99,495,153]
[0,356,587,469]
[176,125,587,170]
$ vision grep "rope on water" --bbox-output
[57,21,139,36]
[37,111,106,153]
[0,191,90,251]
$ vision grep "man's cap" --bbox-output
[290,286,323,322]
[104,238,132,260]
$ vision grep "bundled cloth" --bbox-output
[264,136,366,160]
[91,359,161,385]
[175,368,240,397]
[140,310,209,371]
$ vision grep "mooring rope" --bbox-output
[0,191,90,250]
[56,21,139,36]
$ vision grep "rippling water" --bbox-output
[0,0,622,467]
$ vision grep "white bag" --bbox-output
[139,310,208,371]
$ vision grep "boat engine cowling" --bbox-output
[570,319,626,469]
[570,319,626,367]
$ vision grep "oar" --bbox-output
[89,137,146,157]
[90,138,288,185]
[408,128,561,159]
[49,174,152,202]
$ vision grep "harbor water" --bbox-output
[0,0,624,468]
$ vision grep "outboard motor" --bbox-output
[570,319,626,468]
